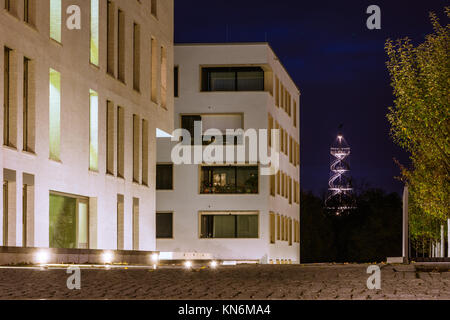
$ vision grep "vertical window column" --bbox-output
[117,9,125,82]
[22,173,34,247]
[151,38,158,103]
[117,106,124,178]
[90,0,99,66]
[49,68,61,161]
[116,194,124,250]
[133,114,140,183]
[106,101,115,175]
[23,57,35,153]
[50,0,62,43]
[132,198,139,250]
[3,169,16,247]
[141,119,149,186]
[89,90,99,171]
[160,46,167,108]
[133,23,141,91]
[106,1,115,76]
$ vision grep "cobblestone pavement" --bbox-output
[0,264,448,300]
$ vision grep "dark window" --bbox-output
[156,164,173,190]
[202,67,264,92]
[174,66,179,97]
[156,212,172,238]
[181,115,201,144]
[200,214,258,239]
[200,166,258,194]
[151,0,157,17]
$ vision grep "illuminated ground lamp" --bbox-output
[151,253,159,269]
[210,261,218,269]
[184,261,193,269]
[102,251,114,267]
[35,250,50,266]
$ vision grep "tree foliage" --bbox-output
[385,8,450,222]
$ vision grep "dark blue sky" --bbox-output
[174,0,448,196]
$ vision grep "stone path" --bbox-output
[0,264,448,300]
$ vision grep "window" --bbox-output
[156,164,173,190]
[5,0,16,15]
[289,177,292,204]
[268,114,273,147]
[156,212,173,239]
[200,166,258,194]
[174,66,179,97]
[200,212,258,239]
[4,47,12,147]
[160,46,167,108]
[151,38,158,103]
[23,57,35,153]
[24,0,36,25]
[133,23,140,91]
[89,90,99,171]
[90,0,99,65]
[117,9,125,82]
[275,77,279,107]
[289,136,293,164]
[116,194,124,250]
[201,67,264,92]
[276,214,281,240]
[106,101,115,175]
[22,173,34,248]
[289,218,292,246]
[117,106,125,178]
[276,171,281,195]
[49,68,61,161]
[151,0,157,17]
[50,0,61,42]
[281,215,285,241]
[2,180,8,246]
[270,174,275,197]
[107,1,115,75]
[293,100,297,128]
[133,114,140,183]
[270,212,275,244]
[142,119,149,186]
[132,198,139,250]
[49,192,89,249]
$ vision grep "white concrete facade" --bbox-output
[1,0,174,252]
[156,44,300,264]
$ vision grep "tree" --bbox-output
[385,8,450,223]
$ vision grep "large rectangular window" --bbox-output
[200,212,258,239]
[50,0,61,42]
[133,23,140,91]
[90,0,99,65]
[106,1,115,76]
[49,68,61,161]
[117,106,125,178]
[132,198,139,250]
[270,212,275,244]
[200,166,258,194]
[156,164,173,190]
[49,192,89,249]
[156,212,173,239]
[89,90,99,171]
[202,67,264,92]
[116,194,124,250]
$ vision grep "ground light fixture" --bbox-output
[210,261,218,268]
[184,261,193,269]
[35,250,50,265]
[102,251,114,265]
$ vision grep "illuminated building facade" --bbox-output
[156,43,301,264]
[1,0,174,262]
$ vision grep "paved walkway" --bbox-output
[0,264,448,300]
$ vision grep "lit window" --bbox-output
[90,0,99,65]
[89,90,99,171]
[50,0,62,42]
[200,212,259,239]
[49,68,61,161]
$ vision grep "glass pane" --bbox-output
[49,69,60,161]
[50,0,61,42]
[89,90,99,171]
[210,71,235,91]
[78,201,88,248]
[156,213,173,238]
[90,0,99,65]
[237,70,264,91]
[237,215,258,238]
[156,164,173,190]
[49,194,77,249]
[236,166,258,194]
[201,167,236,194]
[213,215,236,238]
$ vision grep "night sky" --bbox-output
[174,0,448,196]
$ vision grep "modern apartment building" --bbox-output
[1,0,174,262]
[156,43,300,264]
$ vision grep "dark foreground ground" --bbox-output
[0,264,448,300]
